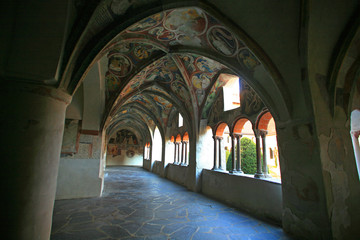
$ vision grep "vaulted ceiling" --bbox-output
[94,7,265,143]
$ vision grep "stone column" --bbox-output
[351,130,360,180]
[181,141,185,165]
[184,141,188,165]
[0,85,71,240]
[218,137,224,171]
[260,130,270,177]
[177,142,180,164]
[235,134,243,173]
[254,130,265,178]
[173,142,177,163]
[212,135,218,170]
[230,134,236,173]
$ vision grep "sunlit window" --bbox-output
[178,113,183,127]
[223,75,240,111]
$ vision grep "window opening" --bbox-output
[178,113,183,127]
[223,75,240,111]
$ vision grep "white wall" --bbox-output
[56,158,102,200]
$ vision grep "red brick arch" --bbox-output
[183,132,189,141]
[256,112,273,130]
[215,122,229,136]
[176,134,181,142]
[170,136,175,143]
[233,118,251,134]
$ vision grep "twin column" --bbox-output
[173,141,188,165]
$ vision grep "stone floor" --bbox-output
[51,166,293,240]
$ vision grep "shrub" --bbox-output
[226,137,257,174]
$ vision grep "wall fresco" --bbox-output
[102,6,265,138]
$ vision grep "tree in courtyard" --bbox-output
[226,137,257,174]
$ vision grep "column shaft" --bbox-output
[254,131,264,178]
[218,137,223,170]
[231,135,236,172]
[212,136,218,170]
[1,88,69,240]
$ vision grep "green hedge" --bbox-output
[226,137,257,174]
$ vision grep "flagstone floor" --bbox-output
[51,166,293,240]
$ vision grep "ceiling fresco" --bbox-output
[100,6,264,138]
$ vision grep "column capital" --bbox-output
[232,133,243,138]
[213,135,223,140]
[259,130,268,138]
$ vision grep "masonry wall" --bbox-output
[202,170,283,224]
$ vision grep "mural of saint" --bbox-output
[207,26,237,56]
[108,54,132,76]
[164,8,207,36]
[237,48,260,71]
[105,71,121,98]
[192,73,211,90]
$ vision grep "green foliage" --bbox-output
[226,137,257,174]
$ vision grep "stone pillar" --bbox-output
[212,135,218,170]
[350,130,360,180]
[218,137,224,171]
[184,141,188,165]
[260,130,270,177]
[230,134,236,173]
[173,142,177,163]
[236,134,243,173]
[177,142,180,164]
[0,85,71,240]
[254,130,265,178]
[181,141,185,165]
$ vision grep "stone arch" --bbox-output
[215,122,229,136]
[256,111,273,131]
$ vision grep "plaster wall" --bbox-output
[106,154,142,166]
[57,133,103,199]
[56,158,102,199]
[166,164,187,187]
[202,170,282,224]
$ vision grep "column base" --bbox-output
[254,172,265,178]
[230,170,244,175]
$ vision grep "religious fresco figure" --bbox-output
[207,26,237,56]
[108,54,132,76]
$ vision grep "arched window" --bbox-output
[350,109,360,180]
[256,112,280,180]
[222,74,241,111]
[232,119,256,175]
[152,127,162,161]
[213,123,229,171]
[178,113,183,127]
[182,132,189,165]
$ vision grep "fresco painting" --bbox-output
[102,7,265,138]
[240,81,263,114]
[127,12,164,32]
[237,48,260,71]
[207,25,238,57]
[105,71,121,98]
[164,8,207,36]
[201,73,229,118]
[108,54,132,76]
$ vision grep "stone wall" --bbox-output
[202,170,283,224]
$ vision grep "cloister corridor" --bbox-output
[51,167,292,240]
